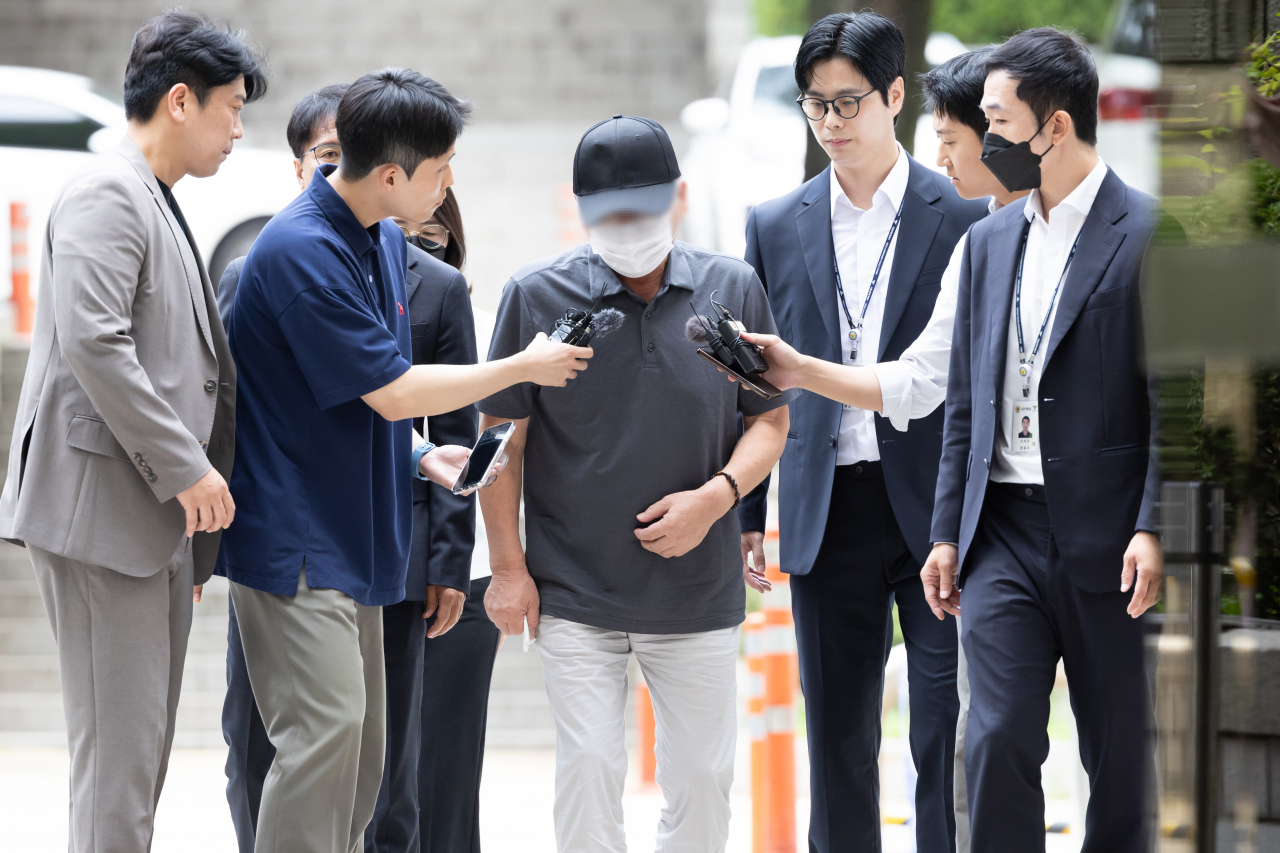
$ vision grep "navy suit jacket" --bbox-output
[930,167,1163,593]
[216,244,478,601]
[739,158,987,576]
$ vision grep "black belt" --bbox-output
[834,460,883,479]
[990,481,1047,504]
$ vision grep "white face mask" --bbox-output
[589,213,674,279]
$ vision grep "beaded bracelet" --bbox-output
[715,470,741,510]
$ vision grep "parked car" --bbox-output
[679,36,807,259]
[0,65,297,299]
[682,18,1160,258]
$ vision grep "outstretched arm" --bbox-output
[363,333,590,421]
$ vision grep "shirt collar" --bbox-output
[594,242,695,299]
[309,164,377,256]
[829,144,909,218]
[988,197,1004,214]
[1023,158,1108,226]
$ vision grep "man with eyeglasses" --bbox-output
[216,83,482,853]
[736,12,986,852]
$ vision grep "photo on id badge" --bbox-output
[1012,402,1038,455]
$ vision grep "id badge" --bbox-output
[1010,402,1039,455]
[848,324,863,365]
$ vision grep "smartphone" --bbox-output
[695,348,782,400]
[450,421,517,495]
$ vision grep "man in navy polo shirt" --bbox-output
[217,68,591,853]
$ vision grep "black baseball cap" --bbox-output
[573,115,682,226]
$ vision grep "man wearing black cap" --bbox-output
[478,116,794,852]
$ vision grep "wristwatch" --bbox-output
[411,441,436,481]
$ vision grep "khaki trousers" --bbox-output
[30,542,194,853]
[230,569,385,853]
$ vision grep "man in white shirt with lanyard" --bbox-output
[919,29,1167,852]
[745,47,1028,853]
[736,12,986,852]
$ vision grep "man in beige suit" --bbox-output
[0,12,265,851]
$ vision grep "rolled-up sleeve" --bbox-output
[871,232,966,431]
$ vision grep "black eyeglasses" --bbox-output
[308,143,341,165]
[796,92,876,122]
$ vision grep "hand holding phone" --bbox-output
[451,421,518,495]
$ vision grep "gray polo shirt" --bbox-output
[480,242,795,634]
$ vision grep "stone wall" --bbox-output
[0,0,717,148]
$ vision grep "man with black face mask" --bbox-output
[920,28,1174,852]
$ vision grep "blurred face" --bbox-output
[381,143,456,224]
[593,181,689,236]
[294,121,339,191]
[176,77,246,179]
[933,113,1003,201]
[803,57,902,171]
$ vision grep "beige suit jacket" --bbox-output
[0,137,235,583]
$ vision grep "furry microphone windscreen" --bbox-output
[592,308,626,338]
[684,314,709,344]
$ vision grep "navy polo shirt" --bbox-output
[216,169,414,606]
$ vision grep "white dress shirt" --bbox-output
[872,197,1004,431]
[830,146,909,465]
[991,158,1108,485]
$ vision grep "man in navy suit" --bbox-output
[737,12,986,852]
[920,28,1167,852]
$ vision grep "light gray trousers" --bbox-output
[536,615,740,853]
[30,542,194,853]
[230,568,385,853]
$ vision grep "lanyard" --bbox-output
[1013,221,1082,397]
[833,195,905,363]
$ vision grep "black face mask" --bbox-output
[980,116,1053,193]
[408,235,448,262]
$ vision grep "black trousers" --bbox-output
[223,598,274,853]
[413,575,501,853]
[792,463,959,853]
[962,483,1150,853]
[364,598,429,852]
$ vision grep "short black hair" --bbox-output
[794,11,905,110]
[336,68,472,181]
[919,48,992,140]
[286,84,348,159]
[986,27,1099,147]
[124,9,266,123]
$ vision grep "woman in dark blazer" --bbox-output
[374,187,504,853]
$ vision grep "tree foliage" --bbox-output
[929,0,1115,45]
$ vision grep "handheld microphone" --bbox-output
[687,292,769,376]
[549,306,625,347]
[687,292,781,399]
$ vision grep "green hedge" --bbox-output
[753,0,1115,44]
